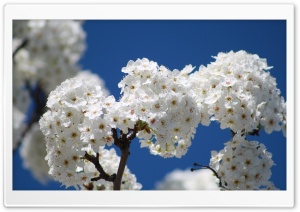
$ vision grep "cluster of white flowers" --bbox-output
[17,71,112,185]
[81,147,142,190]
[190,50,286,136]
[20,124,51,184]
[155,168,219,190]
[13,20,87,153]
[118,58,201,158]
[75,70,110,97]
[13,106,26,150]
[39,77,107,188]
[37,52,285,190]
[209,134,278,190]
[13,20,127,188]
[13,20,86,94]
[39,76,140,189]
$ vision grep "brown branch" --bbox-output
[113,123,139,190]
[84,152,116,182]
[121,130,127,141]
[127,123,138,141]
[247,129,260,136]
[13,38,29,62]
[111,128,118,141]
[113,145,130,190]
[112,128,123,148]
[84,128,130,190]
[88,123,140,190]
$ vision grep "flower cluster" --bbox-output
[155,168,219,190]
[190,50,286,136]
[13,20,86,94]
[13,20,87,153]
[118,58,201,158]
[39,77,107,188]
[20,124,51,184]
[39,76,140,189]
[18,71,111,185]
[209,134,278,190]
[76,70,110,97]
[13,106,26,150]
[38,53,286,190]
[81,147,142,190]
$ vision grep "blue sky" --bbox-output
[13,20,286,190]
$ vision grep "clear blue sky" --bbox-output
[13,20,286,190]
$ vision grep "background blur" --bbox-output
[13,20,287,190]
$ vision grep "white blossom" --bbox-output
[13,20,86,94]
[190,50,286,136]
[40,76,140,189]
[209,134,277,190]
[37,52,285,191]
[12,20,87,145]
[75,70,110,96]
[13,106,26,150]
[20,124,51,184]
[118,58,201,158]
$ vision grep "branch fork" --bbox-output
[84,123,139,190]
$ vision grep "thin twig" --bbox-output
[230,130,236,138]
[13,82,47,154]
[84,152,116,182]
[13,38,29,62]
[121,130,127,141]
[192,163,229,190]
[112,128,123,148]
[247,129,260,136]
[127,123,138,141]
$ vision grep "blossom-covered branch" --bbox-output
[12,20,115,187]
[83,152,116,182]
[38,52,286,190]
